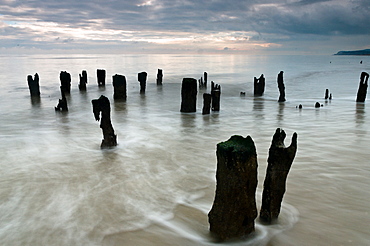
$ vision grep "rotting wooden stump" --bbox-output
[138,71,147,93]
[60,71,71,94]
[156,69,163,85]
[79,70,87,91]
[208,135,258,241]
[180,78,197,113]
[202,93,212,115]
[112,74,127,100]
[97,69,106,87]
[211,81,221,111]
[277,71,286,102]
[356,71,369,102]
[254,74,265,96]
[260,128,297,223]
[92,95,117,149]
[27,73,40,97]
[55,89,68,112]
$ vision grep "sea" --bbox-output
[0,53,369,246]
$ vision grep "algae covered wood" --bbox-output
[260,128,297,223]
[208,135,258,241]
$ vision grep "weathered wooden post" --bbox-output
[204,72,208,88]
[27,73,40,97]
[356,72,369,102]
[138,71,147,93]
[79,70,87,91]
[260,128,297,223]
[156,69,163,85]
[97,69,106,87]
[277,71,286,102]
[211,81,221,111]
[60,71,71,94]
[254,74,265,96]
[92,95,117,148]
[325,89,329,99]
[112,74,127,100]
[208,135,258,241]
[202,93,212,115]
[55,89,68,112]
[180,78,197,113]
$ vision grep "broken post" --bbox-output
[356,72,369,102]
[208,135,258,241]
[97,69,106,87]
[211,81,221,111]
[138,71,147,93]
[92,95,117,148]
[180,78,197,113]
[277,71,286,102]
[204,72,208,87]
[60,71,71,94]
[156,69,163,85]
[79,70,87,91]
[260,128,298,223]
[55,89,68,112]
[112,74,127,100]
[325,89,329,100]
[202,93,212,115]
[27,73,40,97]
[254,74,265,96]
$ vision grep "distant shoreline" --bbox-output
[334,49,370,56]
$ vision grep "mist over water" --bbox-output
[0,54,369,245]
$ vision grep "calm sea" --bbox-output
[0,54,369,246]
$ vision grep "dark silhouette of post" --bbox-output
[277,71,286,102]
[356,72,369,102]
[60,71,71,94]
[202,93,212,115]
[27,73,40,97]
[208,135,258,241]
[79,70,87,91]
[204,72,208,86]
[156,69,163,85]
[325,89,329,99]
[92,95,117,148]
[112,74,127,100]
[55,89,68,112]
[97,69,106,87]
[180,78,197,112]
[254,74,265,96]
[211,81,221,111]
[260,128,297,223]
[138,71,147,93]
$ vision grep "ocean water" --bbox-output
[0,54,369,246]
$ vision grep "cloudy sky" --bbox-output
[0,0,369,54]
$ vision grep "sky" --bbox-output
[0,0,369,55]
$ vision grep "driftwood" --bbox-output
[92,95,117,148]
[356,72,369,102]
[180,78,197,112]
[260,128,297,223]
[208,135,258,241]
[27,73,40,97]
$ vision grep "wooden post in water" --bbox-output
[356,72,369,102]
[60,71,71,94]
[208,135,258,241]
[202,93,212,115]
[55,89,68,112]
[277,71,286,102]
[254,74,265,96]
[260,128,297,223]
[325,89,329,100]
[156,69,163,85]
[112,74,127,100]
[27,73,40,97]
[211,81,221,111]
[92,95,117,148]
[180,78,197,113]
[79,70,87,91]
[138,71,147,94]
[97,69,106,87]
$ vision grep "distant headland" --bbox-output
[334,49,370,56]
